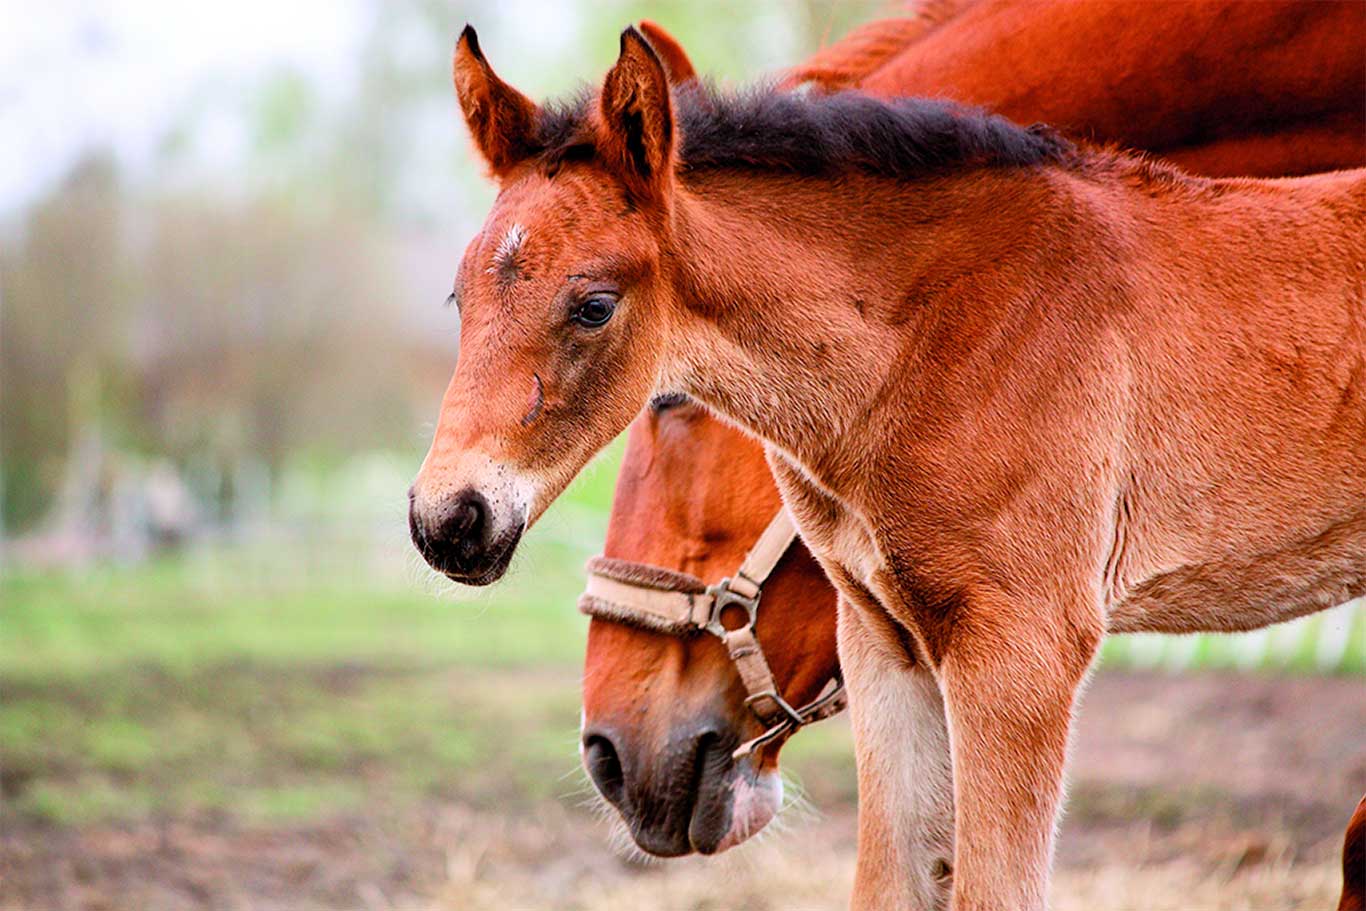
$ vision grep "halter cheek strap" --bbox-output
[579,510,847,760]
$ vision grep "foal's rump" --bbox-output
[1102,167,1366,634]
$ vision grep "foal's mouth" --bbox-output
[409,507,524,587]
[436,524,523,586]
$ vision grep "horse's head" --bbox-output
[580,394,839,856]
[409,24,689,584]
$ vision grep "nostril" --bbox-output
[583,733,625,806]
[449,489,488,540]
[690,730,720,794]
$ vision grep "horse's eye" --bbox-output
[572,295,616,328]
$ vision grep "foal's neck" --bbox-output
[666,164,1092,472]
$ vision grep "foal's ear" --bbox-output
[453,25,539,179]
[637,21,697,85]
[599,27,676,205]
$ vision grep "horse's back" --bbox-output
[861,0,1365,174]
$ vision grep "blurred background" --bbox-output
[2,2,1362,910]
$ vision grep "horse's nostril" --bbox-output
[583,733,625,806]
[690,730,720,794]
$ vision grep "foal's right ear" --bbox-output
[599,27,676,206]
[453,26,539,179]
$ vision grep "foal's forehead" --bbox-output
[459,168,655,301]
[489,170,612,234]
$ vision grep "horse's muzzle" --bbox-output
[582,718,745,856]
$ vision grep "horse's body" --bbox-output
[795,0,1366,178]
[582,3,1366,883]
[1344,795,1366,911]
[409,17,1366,911]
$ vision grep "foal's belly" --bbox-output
[1107,507,1366,635]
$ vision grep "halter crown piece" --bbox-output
[579,510,847,760]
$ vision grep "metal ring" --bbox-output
[703,577,760,638]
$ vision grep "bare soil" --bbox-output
[3,671,1361,911]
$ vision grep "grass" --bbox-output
[1,439,1361,836]
[0,445,627,829]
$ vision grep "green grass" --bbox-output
[0,540,589,680]
[1,442,628,680]
[0,446,626,827]
[2,438,1361,832]
[0,660,590,826]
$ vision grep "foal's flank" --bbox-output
[411,24,1366,911]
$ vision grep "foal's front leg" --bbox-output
[933,587,1102,911]
[838,592,955,911]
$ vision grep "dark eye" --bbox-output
[572,295,616,328]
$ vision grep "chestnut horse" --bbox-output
[1344,795,1366,911]
[409,21,1366,911]
[580,4,1366,868]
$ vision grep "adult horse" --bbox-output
[579,5,1366,868]
[408,21,1366,911]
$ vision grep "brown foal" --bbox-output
[579,7,1366,877]
[409,20,1366,911]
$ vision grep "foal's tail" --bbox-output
[1341,794,1366,911]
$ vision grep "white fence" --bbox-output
[1101,597,1366,673]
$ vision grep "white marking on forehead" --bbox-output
[488,223,528,275]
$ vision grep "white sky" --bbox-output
[0,0,790,222]
[0,0,369,215]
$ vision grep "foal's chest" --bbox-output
[766,450,885,587]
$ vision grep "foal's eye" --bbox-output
[572,295,616,328]
[443,290,459,309]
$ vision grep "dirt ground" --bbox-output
[3,671,1362,911]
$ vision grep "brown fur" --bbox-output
[577,12,1366,893]
[414,15,1366,911]
[1344,795,1366,911]
[798,0,1366,180]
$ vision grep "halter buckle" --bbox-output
[744,689,807,727]
[702,577,760,638]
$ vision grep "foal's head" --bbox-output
[580,394,838,855]
[407,22,1065,583]
[408,25,687,583]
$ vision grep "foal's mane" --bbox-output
[533,82,1074,182]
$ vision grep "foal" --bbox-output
[580,8,1366,871]
[409,27,1366,911]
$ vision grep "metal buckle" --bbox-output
[744,690,807,727]
[702,577,760,638]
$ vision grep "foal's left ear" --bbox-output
[453,25,540,179]
[599,27,676,205]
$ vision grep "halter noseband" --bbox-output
[579,510,847,760]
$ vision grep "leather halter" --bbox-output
[579,510,847,760]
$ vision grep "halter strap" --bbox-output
[579,510,847,760]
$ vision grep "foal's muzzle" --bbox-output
[408,486,523,585]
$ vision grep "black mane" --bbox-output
[530,82,1074,181]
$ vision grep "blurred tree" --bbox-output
[2,154,137,530]
[0,0,890,537]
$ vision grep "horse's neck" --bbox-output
[664,165,1094,470]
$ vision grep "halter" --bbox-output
[579,510,847,760]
